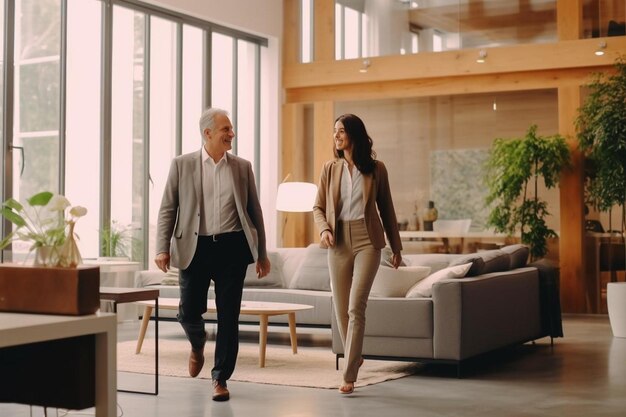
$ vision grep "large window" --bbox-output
[65,0,102,259]
[1,0,268,266]
[11,0,61,260]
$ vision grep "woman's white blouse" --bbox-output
[338,160,365,221]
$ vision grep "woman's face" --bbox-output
[334,120,352,152]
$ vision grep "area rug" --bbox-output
[116,339,421,389]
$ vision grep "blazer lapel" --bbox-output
[331,160,342,210]
[228,154,244,212]
[193,150,202,203]
[363,172,373,208]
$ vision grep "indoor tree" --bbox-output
[576,56,626,228]
[576,55,626,284]
[485,125,571,261]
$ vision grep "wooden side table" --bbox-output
[99,287,160,395]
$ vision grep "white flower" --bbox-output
[69,206,88,218]
[48,195,71,212]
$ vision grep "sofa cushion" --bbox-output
[405,262,472,298]
[449,254,486,277]
[501,244,529,269]
[477,249,512,274]
[403,253,456,274]
[288,244,331,291]
[370,266,431,297]
[244,251,284,287]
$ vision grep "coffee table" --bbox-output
[135,298,313,367]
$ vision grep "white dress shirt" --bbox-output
[338,160,365,221]
[199,148,242,235]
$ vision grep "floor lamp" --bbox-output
[276,181,317,247]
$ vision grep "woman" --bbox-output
[313,113,402,394]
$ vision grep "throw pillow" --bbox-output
[244,251,284,287]
[405,262,472,298]
[162,276,179,286]
[501,244,530,269]
[162,266,180,285]
[477,249,512,274]
[370,265,432,298]
[448,254,485,277]
[289,244,331,291]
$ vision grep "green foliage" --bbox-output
[576,56,626,214]
[0,191,66,251]
[101,221,138,259]
[485,125,571,260]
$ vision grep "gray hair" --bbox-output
[199,107,229,142]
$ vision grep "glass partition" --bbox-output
[329,0,562,60]
[583,0,626,38]
[335,89,560,233]
[297,1,626,61]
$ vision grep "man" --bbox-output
[155,107,270,401]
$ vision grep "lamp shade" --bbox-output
[276,182,317,212]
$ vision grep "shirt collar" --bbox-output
[202,146,228,166]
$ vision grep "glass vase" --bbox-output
[34,245,58,267]
[57,222,83,268]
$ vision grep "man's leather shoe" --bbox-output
[212,380,230,401]
[188,347,204,378]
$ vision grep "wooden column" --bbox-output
[558,86,587,313]
[557,0,587,312]
[314,0,335,61]
[283,0,299,66]
[281,103,308,247]
[311,101,334,245]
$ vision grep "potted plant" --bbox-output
[576,55,626,336]
[100,220,138,261]
[0,191,87,266]
[0,191,99,315]
[484,124,571,261]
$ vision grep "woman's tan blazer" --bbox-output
[313,159,402,254]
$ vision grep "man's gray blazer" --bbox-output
[156,150,267,270]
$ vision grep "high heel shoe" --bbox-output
[339,381,354,394]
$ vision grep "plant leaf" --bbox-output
[0,207,26,227]
[27,191,54,207]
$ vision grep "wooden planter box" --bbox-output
[0,264,100,315]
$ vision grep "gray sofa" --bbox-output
[135,244,562,372]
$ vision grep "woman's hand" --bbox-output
[391,252,402,269]
[321,230,335,248]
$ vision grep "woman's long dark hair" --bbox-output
[333,114,377,174]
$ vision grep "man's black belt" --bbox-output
[202,230,243,242]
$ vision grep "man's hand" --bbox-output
[155,252,171,273]
[256,257,271,279]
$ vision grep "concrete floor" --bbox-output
[2,314,625,417]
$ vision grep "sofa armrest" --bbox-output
[432,267,542,361]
